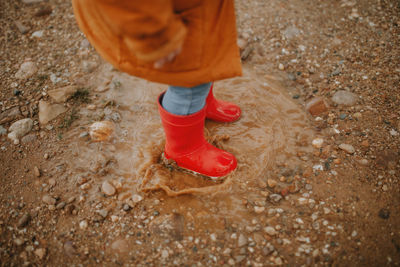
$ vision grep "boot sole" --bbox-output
[161,153,232,181]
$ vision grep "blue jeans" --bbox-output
[162,82,212,115]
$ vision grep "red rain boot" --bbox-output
[206,83,241,122]
[158,94,237,179]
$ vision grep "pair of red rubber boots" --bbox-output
[158,84,240,179]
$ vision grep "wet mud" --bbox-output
[63,63,316,243]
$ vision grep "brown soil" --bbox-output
[0,0,399,266]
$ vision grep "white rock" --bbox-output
[79,220,88,229]
[390,129,399,136]
[312,138,324,148]
[254,206,265,213]
[102,181,116,196]
[339,143,355,154]
[38,100,67,124]
[323,208,331,214]
[332,90,358,105]
[15,61,37,79]
[297,197,308,205]
[31,30,44,38]
[161,249,169,258]
[8,118,33,144]
[131,194,143,203]
[264,226,277,236]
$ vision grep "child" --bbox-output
[72,0,243,179]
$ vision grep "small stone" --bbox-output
[264,226,277,236]
[339,113,347,120]
[382,184,388,192]
[111,215,119,222]
[267,179,277,188]
[339,144,355,154]
[351,230,358,237]
[131,194,143,203]
[161,249,169,258]
[79,220,88,229]
[21,133,37,144]
[0,126,6,135]
[80,183,91,190]
[122,204,131,211]
[14,238,24,246]
[17,213,31,228]
[15,61,37,79]
[210,233,217,241]
[63,241,77,257]
[56,202,66,209]
[14,21,30,34]
[76,175,88,185]
[238,234,247,247]
[102,181,116,196]
[81,60,97,73]
[97,209,108,218]
[31,30,44,38]
[297,197,308,205]
[33,166,41,177]
[38,100,67,124]
[235,255,246,263]
[48,86,78,103]
[305,97,329,116]
[35,6,52,17]
[357,158,369,165]
[34,248,46,260]
[0,107,21,124]
[332,90,358,105]
[278,63,285,70]
[269,194,283,203]
[42,195,56,205]
[254,206,265,213]
[89,121,114,142]
[323,208,331,214]
[8,118,33,144]
[275,257,283,265]
[312,138,324,148]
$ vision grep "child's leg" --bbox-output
[162,82,212,115]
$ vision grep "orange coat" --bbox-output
[72,0,242,87]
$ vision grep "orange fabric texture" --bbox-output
[72,0,242,87]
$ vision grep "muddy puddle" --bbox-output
[63,63,315,239]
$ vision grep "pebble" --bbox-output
[38,100,67,124]
[238,234,247,247]
[382,184,388,191]
[269,194,283,203]
[14,21,30,34]
[89,121,114,142]
[15,61,37,79]
[42,195,56,205]
[0,126,6,135]
[111,215,119,222]
[267,179,277,188]
[48,86,78,103]
[7,118,33,144]
[264,226,277,236]
[102,181,116,196]
[161,249,169,258]
[332,90,358,105]
[14,238,24,246]
[56,202,66,209]
[278,63,285,70]
[79,220,88,229]
[357,158,369,165]
[34,166,41,177]
[305,97,329,116]
[254,206,265,213]
[0,107,21,124]
[275,257,283,265]
[131,194,143,203]
[34,248,46,260]
[31,30,44,38]
[97,209,108,218]
[17,213,31,228]
[339,143,355,154]
[312,138,324,148]
[21,133,37,144]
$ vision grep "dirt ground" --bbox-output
[0,0,399,266]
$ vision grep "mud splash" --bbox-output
[64,63,314,226]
